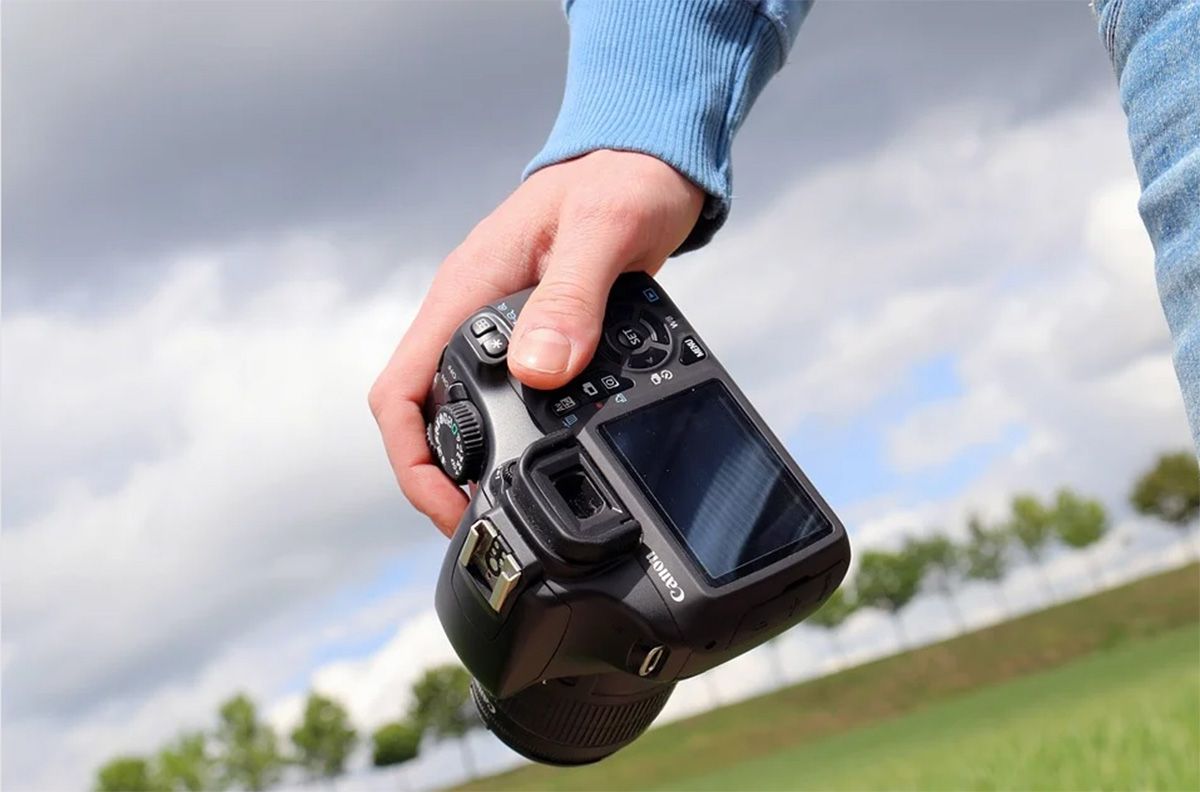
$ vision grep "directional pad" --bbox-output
[603,303,672,370]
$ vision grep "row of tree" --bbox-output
[806,451,1199,656]
[95,665,477,791]
[95,451,1196,790]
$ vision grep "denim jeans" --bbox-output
[1096,0,1200,450]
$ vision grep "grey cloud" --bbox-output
[3,1,565,309]
[3,2,1113,313]
[735,1,1115,216]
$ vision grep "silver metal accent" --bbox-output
[458,519,522,613]
[638,645,666,677]
[488,554,522,613]
[458,520,486,568]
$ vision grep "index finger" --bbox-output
[370,232,545,536]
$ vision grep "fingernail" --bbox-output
[515,327,572,374]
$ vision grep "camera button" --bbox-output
[599,373,631,395]
[639,310,670,343]
[478,331,508,359]
[627,346,668,371]
[470,315,497,337]
[551,395,579,417]
[446,382,469,402]
[679,336,707,366]
[614,323,646,350]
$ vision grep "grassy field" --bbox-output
[460,563,1199,792]
[670,625,1199,791]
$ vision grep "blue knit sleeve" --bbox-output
[524,0,812,252]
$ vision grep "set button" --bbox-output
[616,324,646,350]
[603,303,674,371]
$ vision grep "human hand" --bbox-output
[369,150,704,536]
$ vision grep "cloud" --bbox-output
[1,1,568,307]
[3,1,1113,312]
[1,238,444,726]
[659,89,1187,531]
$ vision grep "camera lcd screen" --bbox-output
[600,380,831,585]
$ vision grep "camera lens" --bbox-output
[472,674,674,766]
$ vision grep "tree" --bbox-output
[214,693,284,791]
[290,692,357,781]
[961,515,1012,617]
[904,534,966,633]
[410,665,479,779]
[1051,489,1109,589]
[1007,494,1057,603]
[372,720,422,768]
[854,549,924,650]
[95,756,161,792]
[1131,452,1200,557]
[807,587,857,665]
[154,732,214,791]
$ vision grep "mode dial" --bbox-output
[430,401,486,484]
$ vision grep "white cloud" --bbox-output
[1,236,446,788]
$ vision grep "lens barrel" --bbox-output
[472,674,674,766]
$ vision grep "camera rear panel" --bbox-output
[429,272,849,697]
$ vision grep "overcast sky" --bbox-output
[2,2,1192,789]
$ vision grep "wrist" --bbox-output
[525,0,792,253]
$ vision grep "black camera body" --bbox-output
[425,273,849,765]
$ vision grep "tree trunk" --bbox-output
[768,639,788,687]
[891,613,908,651]
[828,630,846,670]
[702,673,721,708]
[1083,550,1105,593]
[459,733,477,781]
[1030,553,1056,606]
[940,585,967,634]
[993,579,1013,620]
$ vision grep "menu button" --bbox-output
[680,336,707,366]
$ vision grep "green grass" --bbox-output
[459,563,1199,792]
[666,625,1200,791]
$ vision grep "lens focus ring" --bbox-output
[472,677,674,766]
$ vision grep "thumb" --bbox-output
[508,246,627,390]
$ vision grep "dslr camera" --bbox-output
[425,273,849,765]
